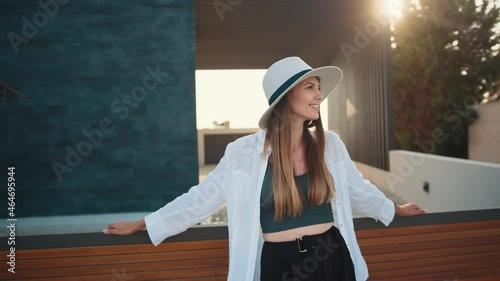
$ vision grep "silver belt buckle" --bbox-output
[296,237,307,253]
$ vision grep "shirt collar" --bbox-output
[256,129,272,154]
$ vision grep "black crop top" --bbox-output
[260,162,333,233]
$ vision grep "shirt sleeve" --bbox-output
[335,135,395,226]
[144,143,232,246]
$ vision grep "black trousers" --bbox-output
[260,226,356,281]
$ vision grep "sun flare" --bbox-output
[379,0,404,22]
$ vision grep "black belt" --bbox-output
[296,236,314,253]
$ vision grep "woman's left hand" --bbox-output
[395,202,428,216]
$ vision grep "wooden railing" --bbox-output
[358,220,500,280]
[1,209,499,280]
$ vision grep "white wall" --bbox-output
[388,150,500,213]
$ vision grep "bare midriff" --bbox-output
[262,222,334,242]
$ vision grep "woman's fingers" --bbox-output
[408,203,428,215]
[409,203,428,214]
[103,222,133,235]
[398,203,428,216]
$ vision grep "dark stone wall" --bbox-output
[0,0,198,217]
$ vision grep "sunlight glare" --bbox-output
[379,0,404,22]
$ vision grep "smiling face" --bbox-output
[286,76,323,123]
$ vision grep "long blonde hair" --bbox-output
[263,95,335,221]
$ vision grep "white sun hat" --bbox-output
[258,56,343,129]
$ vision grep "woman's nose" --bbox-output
[315,89,323,100]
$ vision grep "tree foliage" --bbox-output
[392,0,499,158]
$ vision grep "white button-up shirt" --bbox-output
[145,130,395,281]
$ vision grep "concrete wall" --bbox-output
[388,150,500,213]
[0,0,197,217]
[469,101,500,164]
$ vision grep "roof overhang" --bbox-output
[195,0,374,69]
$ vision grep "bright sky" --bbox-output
[195,70,329,129]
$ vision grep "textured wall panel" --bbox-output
[328,11,395,170]
[0,0,197,216]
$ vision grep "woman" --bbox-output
[104,56,427,281]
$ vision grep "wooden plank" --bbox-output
[372,267,500,281]
[356,220,500,238]
[368,252,500,271]
[8,258,229,279]
[16,248,228,269]
[369,259,499,278]
[360,235,500,255]
[458,276,500,281]
[11,267,229,281]
[10,239,229,259]
[364,243,500,263]
[358,228,500,246]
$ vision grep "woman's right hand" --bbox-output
[103,219,145,235]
